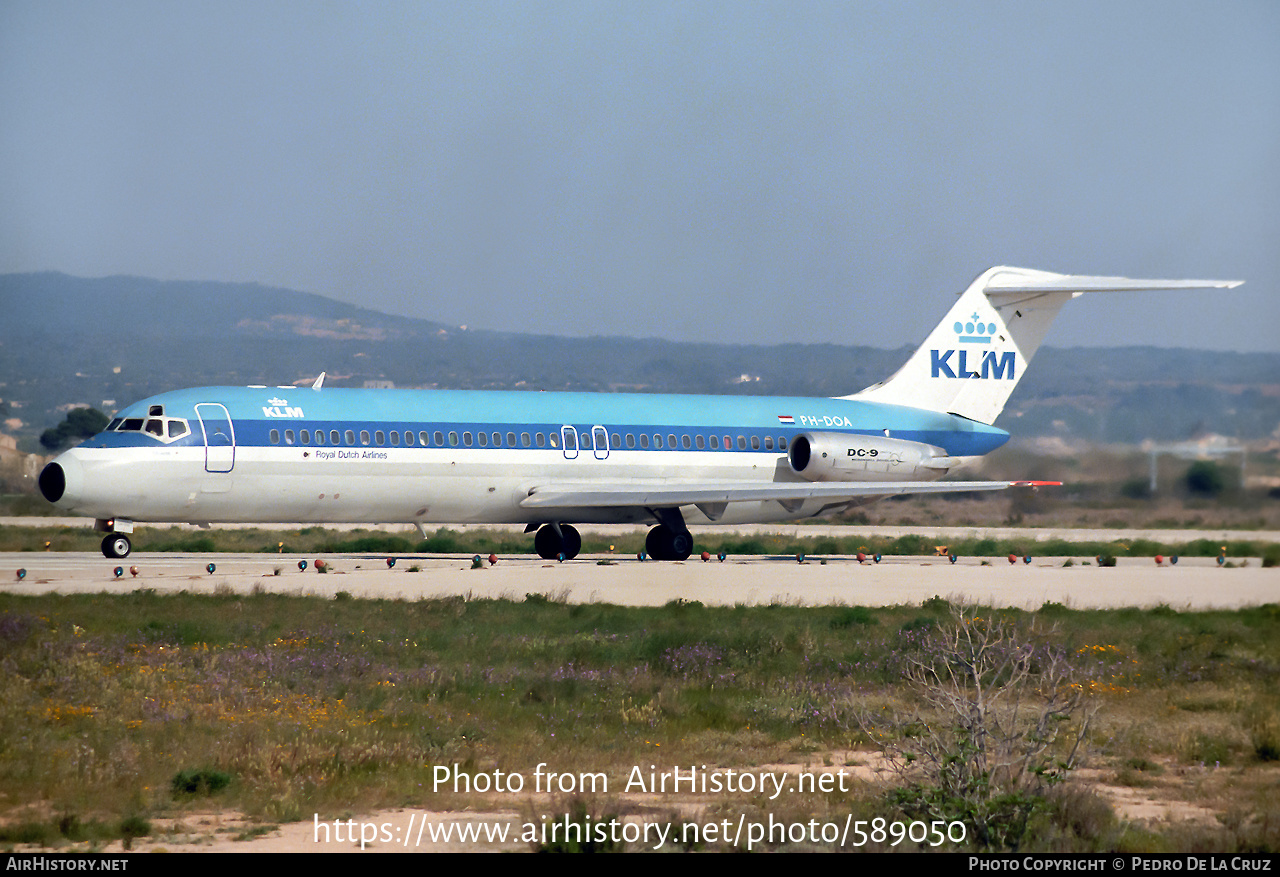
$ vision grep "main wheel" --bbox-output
[645,526,669,560]
[646,525,693,561]
[668,529,692,561]
[534,525,561,560]
[559,525,581,560]
[101,534,131,559]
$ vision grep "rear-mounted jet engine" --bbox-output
[787,432,959,482]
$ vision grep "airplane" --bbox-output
[37,266,1242,561]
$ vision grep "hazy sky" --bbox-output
[2,1,1277,352]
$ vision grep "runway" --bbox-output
[1,550,1275,610]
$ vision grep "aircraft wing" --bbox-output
[520,480,1057,510]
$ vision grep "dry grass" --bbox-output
[1,593,1277,852]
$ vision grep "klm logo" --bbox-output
[929,311,1015,379]
[930,349,1016,380]
[953,315,998,344]
[263,397,304,418]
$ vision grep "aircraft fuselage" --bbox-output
[42,385,1008,529]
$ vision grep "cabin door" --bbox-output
[195,403,236,473]
[560,425,579,460]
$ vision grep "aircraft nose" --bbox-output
[39,462,65,503]
[39,453,83,508]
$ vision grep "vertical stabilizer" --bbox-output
[848,267,1242,425]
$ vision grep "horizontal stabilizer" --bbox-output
[984,275,1242,293]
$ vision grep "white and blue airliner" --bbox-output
[39,267,1241,560]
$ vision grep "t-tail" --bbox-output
[848,266,1242,425]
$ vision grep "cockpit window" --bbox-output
[115,414,191,443]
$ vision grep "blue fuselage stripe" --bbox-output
[81,387,1010,458]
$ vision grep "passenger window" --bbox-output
[449,431,459,447]
[626,433,635,449]
[536,433,546,447]
[521,432,531,447]
[549,432,559,448]
[301,429,311,444]
[478,432,488,447]
[375,430,385,446]
[285,429,295,445]
[433,431,443,446]
[463,432,473,447]
[493,432,502,447]
[611,432,621,448]
[695,435,705,449]
[764,436,773,450]
[360,430,371,445]
[391,431,400,446]
[640,434,649,449]
[668,434,677,449]
[710,435,719,450]
[314,430,325,446]
[508,432,517,447]
[653,434,662,449]
[779,437,788,450]
[330,430,340,445]
[737,436,746,450]
[723,435,731,449]
[270,429,280,444]
[751,435,760,450]
[682,435,692,449]
[345,430,355,445]
[405,431,415,446]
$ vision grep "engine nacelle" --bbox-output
[787,431,955,482]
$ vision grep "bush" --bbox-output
[830,606,876,629]
[119,815,151,851]
[40,407,109,451]
[172,768,231,796]
[860,606,1098,851]
[1185,461,1229,497]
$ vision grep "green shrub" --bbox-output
[172,768,232,796]
[830,606,876,629]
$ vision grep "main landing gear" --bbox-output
[645,524,693,561]
[101,533,132,559]
[531,512,694,562]
[644,507,694,561]
[534,523,581,560]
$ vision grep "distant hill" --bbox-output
[1,272,452,341]
[1,272,1276,448]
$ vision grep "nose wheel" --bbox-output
[101,534,132,559]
